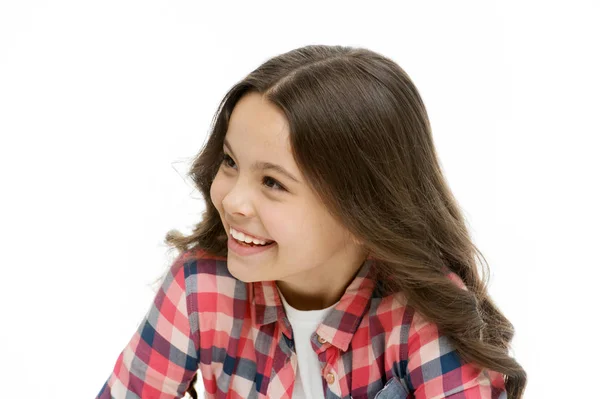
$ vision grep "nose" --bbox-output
[221,179,255,218]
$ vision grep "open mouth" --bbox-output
[234,238,276,247]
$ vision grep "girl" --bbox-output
[97,44,526,399]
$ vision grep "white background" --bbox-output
[1,1,598,398]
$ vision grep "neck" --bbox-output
[275,252,368,311]
[276,280,343,310]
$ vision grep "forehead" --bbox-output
[226,92,292,153]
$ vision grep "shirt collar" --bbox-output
[250,257,377,352]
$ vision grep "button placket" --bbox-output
[323,363,337,386]
[326,372,336,385]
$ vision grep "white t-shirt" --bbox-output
[277,287,339,399]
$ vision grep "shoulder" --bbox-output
[367,271,469,364]
[402,271,470,366]
[172,246,234,285]
[393,272,507,397]
[174,247,248,312]
[403,306,507,397]
[176,247,230,278]
[368,270,464,330]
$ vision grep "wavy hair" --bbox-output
[164,44,527,398]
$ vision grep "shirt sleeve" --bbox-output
[96,253,200,399]
[406,309,507,399]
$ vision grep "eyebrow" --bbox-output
[223,138,301,184]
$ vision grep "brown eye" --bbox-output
[221,152,287,193]
[263,176,286,191]
[221,154,236,169]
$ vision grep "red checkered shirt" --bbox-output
[97,248,507,398]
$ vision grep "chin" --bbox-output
[226,261,262,283]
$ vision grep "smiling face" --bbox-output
[209,92,368,307]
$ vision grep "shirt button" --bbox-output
[317,335,327,344]
[326,372,335,385]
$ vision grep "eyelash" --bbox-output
[220,153,287,192]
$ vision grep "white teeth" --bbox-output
[230,227,269,245]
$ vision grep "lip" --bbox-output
[228,225,274,243]
[228,235,277,256]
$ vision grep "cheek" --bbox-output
[268,208,312,244]
[210,175,226,212]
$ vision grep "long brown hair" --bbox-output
[165,44,527,398]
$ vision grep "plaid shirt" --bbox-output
[97,248,507,399]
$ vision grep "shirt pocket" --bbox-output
[373,376,410,399]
